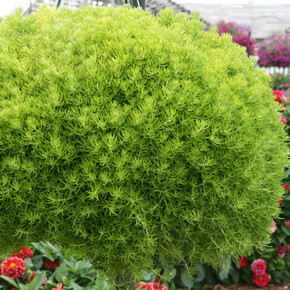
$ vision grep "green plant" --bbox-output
[0,242,114,289]
[0,5,288,283]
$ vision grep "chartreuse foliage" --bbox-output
[0,5,288,283]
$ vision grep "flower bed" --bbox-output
[216,20,255,56]
[257,34,290,67]
[0,242,114,289]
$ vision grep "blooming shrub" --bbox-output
[216,20,255,55]
[258,34,290,67]
[0,6,288,283]
[0,241,113,289]
[139,86,290,289]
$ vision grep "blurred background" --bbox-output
[0,0,289,39]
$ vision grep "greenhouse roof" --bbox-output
[25,0,290,39]
[174,0,290,39]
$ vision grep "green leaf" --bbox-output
[0,275,19,288]
[54,263,68,282]
[274,258,286,270]
[63,258,75,268]
[141,270,155,282]
[282,272,290,283]
[241,272,251,284]
[87,269,102,275]
[271,271,282,283]
[25,258,32,268]
[193,281,202,290]
[27,272,46,290]
[69,260,91,274]
[31,242,61,260]
[204,267,217,284]
[169,281,176,290]
[163,267,177,281]
[281,225,290,235]
[284,168,290,178]
[181,272,194,290]
[277,234,286,244]
[195,264,205,282]
[31,254,43,270]
[231,269,239,283]
[217,255,231,280]
[70,281,83,290]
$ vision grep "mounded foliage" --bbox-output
[0,5,288,280]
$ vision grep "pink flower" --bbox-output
[270,219,277,233]
[135,282,167,290]
[286,245,290,251]
[277,245,286,258]
[252,273,270,287]
[279,115,287,124]
[285,220,290,228]
[283,183,290,191]
[251,259,267,275]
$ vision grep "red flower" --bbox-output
[252,273,270,287]
[251,259,267,275]
[286,245,290,251]
[273,90,284,104]
[234,256,248,269]
[44,259,60,270]
[285,220,290,228]
[283,183,290,191]
[0,257,26,279]
[277,245,286,258]
[26,272,47,286]
[135,282,168,290]
[239,256,248,268]
[11,247,33,260]
[277,198,283,205]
